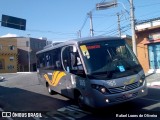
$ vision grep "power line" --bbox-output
[136,17,160,25]
[78,0,106,37]
[97,24,130,36]
[0,21,76,37]
[92,14,116,18]
[136,10,160,20]
[79,15,88,31]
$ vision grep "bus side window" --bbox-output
[48,48,63,70]
[62,47,71,72]
[45,53,51,67]
[37,54,45,68]
[62,46,85,77]
[71,52,83,70]
[55,49,63,70]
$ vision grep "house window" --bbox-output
[9,56,14,61]
[9,45,15,50]
[149,32,160,41]
[0,59,4,69]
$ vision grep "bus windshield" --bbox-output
[79,39,142,80]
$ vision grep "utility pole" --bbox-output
[96,0,136,54]
[27,34,31,72]
[117,13,121,37]
[88,11,94,37]
[130,0,137,56]
[78,30,81,38]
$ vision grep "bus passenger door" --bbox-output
[61,45,85,98]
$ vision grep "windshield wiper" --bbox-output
[90,71,114,78]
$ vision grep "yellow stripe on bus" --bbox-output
[44,74,52,85]
[44,71,66,86]
[53,72,66,86]
[51,71,55,84]
[52,71,60,84]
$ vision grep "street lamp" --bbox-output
[27,34,30,72]
[96,0,117,10]
[96,0,137,56]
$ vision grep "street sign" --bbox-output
[1,14,26,30]
[96,0,117,10]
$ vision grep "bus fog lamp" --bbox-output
[105,99,109,103]
[141,89,145,93]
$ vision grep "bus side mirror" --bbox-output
[71,53,78,67]
[73,46,77,53]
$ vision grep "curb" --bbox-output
[17,72,33,74]
[147,81,160,87]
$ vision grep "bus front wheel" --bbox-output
[75,92,86,109]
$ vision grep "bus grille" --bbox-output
[116,92,138,102]
[108,82,139,94]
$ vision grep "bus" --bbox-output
[36,36,147,108]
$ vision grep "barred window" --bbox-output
[9,56,14,61]
[9,45,15,50]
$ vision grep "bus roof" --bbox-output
[36,36,122,54]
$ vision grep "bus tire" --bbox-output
[75,90,86,109]
[46,82,54,95]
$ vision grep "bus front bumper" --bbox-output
[84,85,148,108]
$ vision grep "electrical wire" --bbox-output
[0,21,76,37]
[78,0,107,34]
[79,15,89,31]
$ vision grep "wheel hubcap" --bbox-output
[48,87,51,93]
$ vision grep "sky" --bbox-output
[0,0,160,42]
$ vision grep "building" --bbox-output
[121,35,132,47]
[0,37,18,73]
[17,37,46,72]
[136,17,160,73]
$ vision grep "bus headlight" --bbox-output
[91,84,109,94]
[139,74,145,86]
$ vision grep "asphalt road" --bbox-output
[0,73,160,120]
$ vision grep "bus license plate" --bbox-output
[124,93,133,98]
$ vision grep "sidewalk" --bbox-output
[145,73,160,87]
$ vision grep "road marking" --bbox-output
[70,105,79,108]
[143,102,160,110]
[66,106,91,114]
[140,98,160,102]
[57,105,90,119]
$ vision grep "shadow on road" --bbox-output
[0,86,160,119]
[0,85,73,112]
